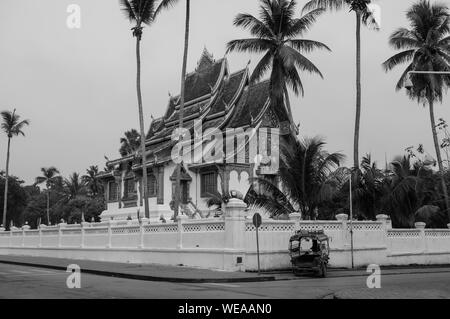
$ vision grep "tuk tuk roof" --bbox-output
[290,230,329,241]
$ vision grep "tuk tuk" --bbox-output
[288,230,330,277]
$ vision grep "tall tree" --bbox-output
[63,172,87,201]
[382,0,450,221]
[156,0,191,217]
[119,129,141,156]
[227,0,330,125]
[1,109,29,228]
[35,167,60,226]
[302,0,380,169]
[351,155,386,220]
[0,174,27,229]
[119,0,160,219]
[82,166,102,197]
[246,137,344,219]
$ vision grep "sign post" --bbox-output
[252,213,262,274]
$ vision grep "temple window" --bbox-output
[201,172,217,197]
[108,181,118,202]
[147,174,157,197]
[123,178,136,199]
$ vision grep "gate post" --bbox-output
[224,198,247,271]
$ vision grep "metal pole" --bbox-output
[349,171,354,269]
[408,71,450,75]
[256,225,260,274]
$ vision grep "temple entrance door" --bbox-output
[181,181,189,204]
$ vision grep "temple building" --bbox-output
[97,49,295,221]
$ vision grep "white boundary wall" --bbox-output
[1,199,450,271]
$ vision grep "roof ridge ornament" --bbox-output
[196,47,215,72]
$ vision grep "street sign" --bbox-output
[252,213,262,274]
[252,213,262,228]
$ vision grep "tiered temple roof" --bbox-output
[101,49,286,173]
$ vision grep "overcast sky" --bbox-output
[0,0,449,185]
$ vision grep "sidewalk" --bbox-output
[0,255,275,283]
[263,265,450,280]
[332,288,450,299]
[1,255,450,283]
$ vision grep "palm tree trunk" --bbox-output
[428,98,450,220]
[174,0,191,218]
[283,86,294,124]
[353,11,362,169]
[136,29,150,220]
[46,190,50,225]
[2,138,11,229]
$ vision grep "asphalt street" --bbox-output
[1,263,450,299]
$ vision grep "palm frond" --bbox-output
[288,39,331,53]
[286,8,325,37]
[154,0,180,17]
[382,50,416,72]
[233,13,275,38]
[249,51,274,84]
[302,0,346,14]
[226,38,274,54]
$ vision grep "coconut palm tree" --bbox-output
[226,0,330,125]
[382,0,450,221]
[119,0,162,219]
[155,0,191,217]
[350,155,386,220]
[245,136,345,219]
[63,173,87,201]
[302,0,380,169]
[1,109,29,228]
[82,165,102,197]
[119,129,141,156]
[35,167,60,226]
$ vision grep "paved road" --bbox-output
[0,263,450,299]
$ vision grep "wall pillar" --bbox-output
[138,218,149,249]
[176,214,188,249]
[57,223,66,248]
[224,198,247,271]
[80,224,86,248]
[289,212,301,230]
[38,227,42,248]
[336,213,349,245]
[415,222,426,253]
[106,220,113,248]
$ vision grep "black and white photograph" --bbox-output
[1,0,450,307]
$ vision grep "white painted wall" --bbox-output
[2,203,450,272]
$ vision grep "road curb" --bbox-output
[0,259,276,283]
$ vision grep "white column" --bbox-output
[38,227,42,248]
[138,221,144,249]
[106,220,113,248]
[80,224,85,248]
[176,215,188,249]
[336,213,349,247]
[289,212,301,230]
[224,198,247,271]
[415,222,426,253]
[58,223,67,248]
